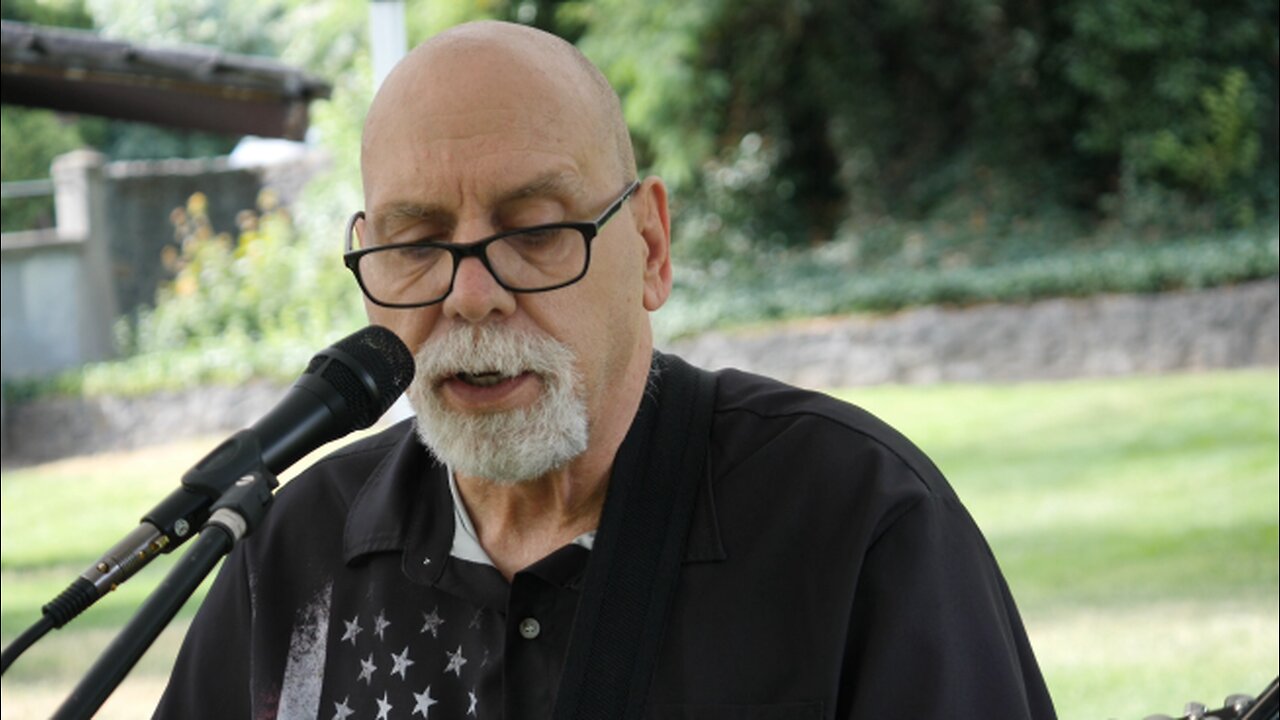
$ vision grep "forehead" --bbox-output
[361,39,608,214]
[370,169,589,237]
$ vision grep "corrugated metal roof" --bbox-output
[1,21,332,140]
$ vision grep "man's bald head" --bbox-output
[362,21,635,193]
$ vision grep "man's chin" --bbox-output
[451,461,547,487]
[404,326,589,485]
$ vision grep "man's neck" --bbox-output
[454,465,609,580]
[454,345,654,581]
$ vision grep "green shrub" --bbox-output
[656,226,1279,340]
[96,189,365,394]
[0,107,84,233]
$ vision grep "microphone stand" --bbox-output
[2,431,284,677]
[51,467,278,720]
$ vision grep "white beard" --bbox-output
[406,324,589,485]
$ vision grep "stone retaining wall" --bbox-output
[664,279,1279,389]
[3,280,1276,466]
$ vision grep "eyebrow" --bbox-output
[496,170,588,207]
[372,170,588,238]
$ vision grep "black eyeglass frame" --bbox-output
[344,181,641,309]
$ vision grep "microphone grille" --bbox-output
[308,326,416,429]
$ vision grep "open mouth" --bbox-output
[454,370,520,388]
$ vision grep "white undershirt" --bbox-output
[448,468,596,568]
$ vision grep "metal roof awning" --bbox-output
[0,21,332,140]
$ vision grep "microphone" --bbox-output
[42,325,415,629]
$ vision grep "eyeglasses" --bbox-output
[344,181,640,308]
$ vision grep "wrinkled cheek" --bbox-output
[365,303,436,355]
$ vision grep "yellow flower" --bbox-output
[187,192,208,217]
[175,273,198,297]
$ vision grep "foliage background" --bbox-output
[3,0,1277,383]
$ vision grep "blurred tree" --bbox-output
[0,106,85,231]
[86,0,287,55]
[0,107,83,183]
[1,1,93,230]
[571,0,1278,252]
[0,0,93,26]
[1057,0,1277,228]
[7,0,1276,244]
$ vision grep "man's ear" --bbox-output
[633,177,673,311]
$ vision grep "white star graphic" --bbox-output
[375,691,393,720]
[332,696,355,720]
[374,609,391,640]
[420,607,445,638]
[341,616,362,646]
[467,689,479,716]
[445,645,468,677]
[412,685,439,718]
[468,609,484,630]
[391,645,416,679]
[358,653,377,685]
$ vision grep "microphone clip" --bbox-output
[204,467,279,544]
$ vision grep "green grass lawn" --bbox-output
[2,370,1277,719]
[838,370,1279,718]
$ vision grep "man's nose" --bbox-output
[441,246,517,323]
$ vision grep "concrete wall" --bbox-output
[1,235,92,376]
[0,149,321,382]
[103,158,263,315]
[1,151,118,380]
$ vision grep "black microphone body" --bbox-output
[41,326,415,627]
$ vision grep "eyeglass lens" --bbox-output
[355,226,588,306]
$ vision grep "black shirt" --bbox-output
[155,355,1056,719]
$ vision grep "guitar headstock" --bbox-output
[1143,677,1278,720]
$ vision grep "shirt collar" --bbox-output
[341,420,450,572]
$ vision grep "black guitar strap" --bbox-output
[550,353,718,720]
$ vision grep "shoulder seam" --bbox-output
[715,401,943,496]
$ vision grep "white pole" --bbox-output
[369,0,407,90]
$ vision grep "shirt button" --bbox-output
[518,617,541,640]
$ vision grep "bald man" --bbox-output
[156,21,1056,720]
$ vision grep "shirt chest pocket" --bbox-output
[646,701,824,720]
